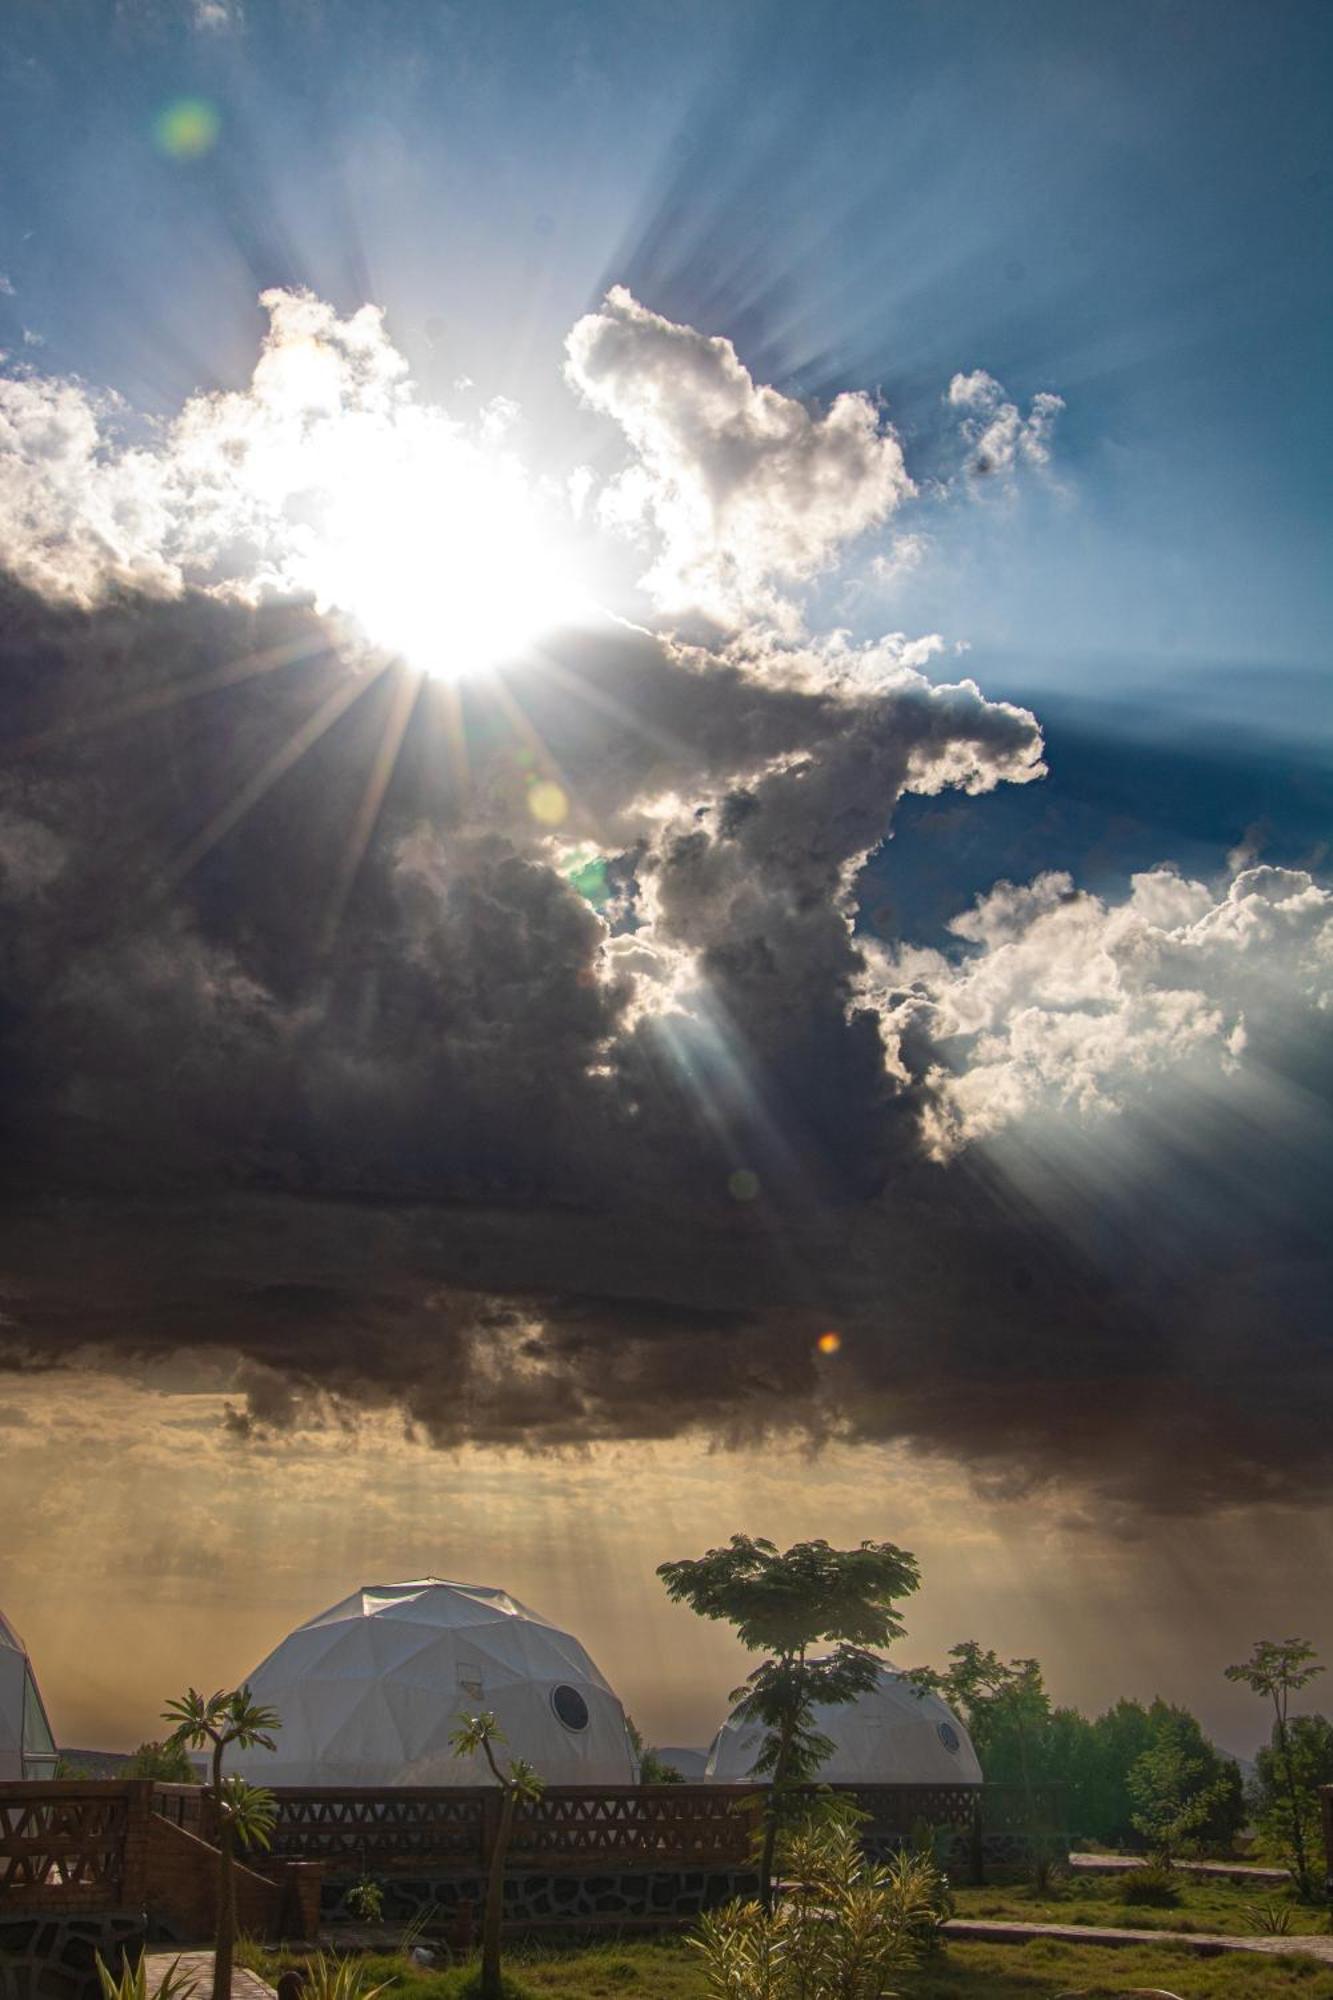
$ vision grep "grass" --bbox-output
[950,1867,1330,1936]
[250,1929,1333,2000]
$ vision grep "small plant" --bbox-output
[1115,1862,1181,1908]
[284,1953,390,2000]
[1245,1896,1297,1934]
[450,1711,545,2000]
[96,1955,198,2000]
[345,1879,385,1925]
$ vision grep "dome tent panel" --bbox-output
[230,1577,636,1787]
[706,1664,981,1787]
[0,1609,58,1781]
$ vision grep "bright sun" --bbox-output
[303,439,586,681]
[222,318,590,681]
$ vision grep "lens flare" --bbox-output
[153,99,221,159]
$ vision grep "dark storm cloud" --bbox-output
[1,569,1330,1513]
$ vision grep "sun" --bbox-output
[310,438,588,681]
[210,308,592,683]
[277,423,587,682]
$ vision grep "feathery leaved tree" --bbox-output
[1225,1638,1324,1897]
[163,1688,280,2000]
[658,1535,921,1908]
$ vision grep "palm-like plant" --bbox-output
[95,1953,200,2000]
[450,1711,544,2000]
[163,1688,281,2000]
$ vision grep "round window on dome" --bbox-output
[550,1684,590,1732]
[936,1720,961,1754]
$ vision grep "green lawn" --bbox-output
[951,1867,1320,1935]
[253,1929,1333,2000]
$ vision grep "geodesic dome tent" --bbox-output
[706,1664,982,1786]
[230,1579,637,1787]
[0,1608,59,1781]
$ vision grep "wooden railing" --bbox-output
[0,1782,134,1909]
[1,1778,1065,1909]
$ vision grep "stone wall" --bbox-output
[0,1911,143,2000]
[322,1866,761,1930]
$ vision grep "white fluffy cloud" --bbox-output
[872,864,1333,1156]
[947,366,1065,481]
[0,289,581,672]
[566,286,913,630]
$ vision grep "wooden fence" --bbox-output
[2,1777,1065,1911]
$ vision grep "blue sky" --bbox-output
[3,0,1329,936]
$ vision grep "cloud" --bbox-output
[946,367,1065,482]
[566,287,912,630]
[0,287,1328,1516]
[872,863,1333,1156]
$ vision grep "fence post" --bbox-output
[122,1782,153,1914]
[1321,1786,1333,1904]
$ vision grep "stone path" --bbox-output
[946,1917,1333,1965]
[1067,1852,1290,1886]
[143,1951,277,2000]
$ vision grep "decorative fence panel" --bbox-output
[261,1787,489,1868]
[0,1784,131,1908]
[509,1786,758,1870]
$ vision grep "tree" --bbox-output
[124,1739,199,1783]
[1127,1733,1228,1865]
[1253,1712,1333,1890]
[1225,1638,1324,1897]
[163,1688,280,2000]
[451,1711,545,2000]
[658,1535,921,1907]
[626,1716,685,1786]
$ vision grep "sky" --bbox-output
[0,0,1330,1762]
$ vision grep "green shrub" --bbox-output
[346,1880,386,1925]
[1115,1863,1181,1909]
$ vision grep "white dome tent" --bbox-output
[230,1579,637,1787]
[0,1608,59,1782]
[706,1665,982,1786]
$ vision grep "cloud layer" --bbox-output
[1,287,1329,1515]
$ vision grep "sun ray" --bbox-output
[3,630,332,763]
[318,665,424,958]
[159,664,386,891]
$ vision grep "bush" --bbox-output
[1115,1864,1181,1909]
[692,1817,950,1997]
[346,1880,385,1925]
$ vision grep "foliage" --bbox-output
[1245,1896,1297,1935]
[1252,1712,1333,1878]
[1224,1648,1320,1896]
[691,1817,948,1999]
[289,1952,392,2000]
[1115,1862,1183,1908]
[95,1954,199,2000]
[53,1754,94,1778]
[219,1775,277,1850]
[124,1738,200,1783]
[659,1535,920,1904]
[1127,1734,1232,1865]
[1225,1637,1324,1896]
[163,1686,282,1787]
[346,1879,386,1925]
[450,1710,545,2000]
[627,1715,686,1785]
